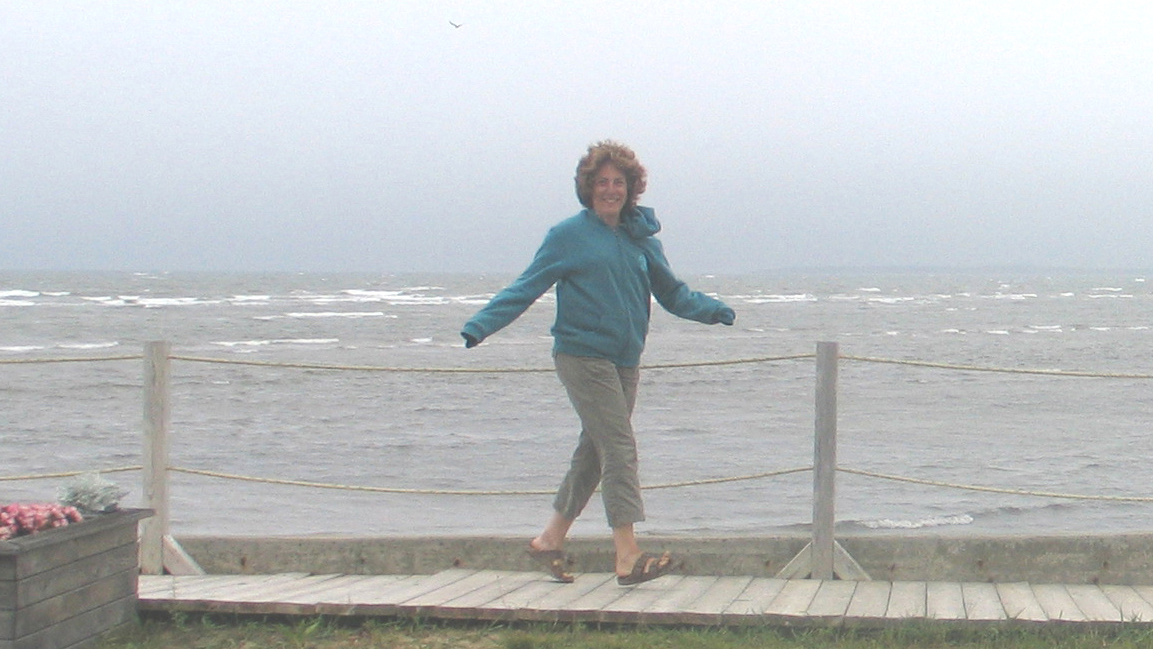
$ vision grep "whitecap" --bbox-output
[212,338,339,347]
[230,295,271,302]
[58,342,120,350]
[858,287,881,292]
[1,345,45,353]
[990,293,1037,300]
[859,514,973,530]
[742,294,816,304]
[0,300,35,306]
[0,290,39,298]
[986,330,1011,335]
[282,312,386,319]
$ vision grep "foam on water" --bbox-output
[5,270,1153,536]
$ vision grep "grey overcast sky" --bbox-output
[3,2,1152,274]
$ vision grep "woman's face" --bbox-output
[591,163,627,222]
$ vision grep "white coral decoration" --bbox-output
[57,472,128,515]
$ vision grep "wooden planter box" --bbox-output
[1,509,151,649]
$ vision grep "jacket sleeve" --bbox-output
[644,238,735,325]
[461,228,568,345]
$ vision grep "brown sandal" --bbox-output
[617,551,673,586]
[528,546,575,583]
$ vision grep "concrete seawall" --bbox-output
[177,532,1153,585]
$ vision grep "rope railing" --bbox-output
[7,350,1150,379]
[836,467,1153,503]
[0,354,142,365]
[841,354,1153,379]
[0,465,142,482]
[163,465,814,496]
[167,352,815,372]
[8,341,1153,577]
[8,461,1153,504]
[7,463,1153,504]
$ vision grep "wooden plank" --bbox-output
[925,581,965,621]
[514,573,615,622]
[641,576,720,624]
[806,580,856,619]
[674,576,755,626]
[8,525,138,581]
[599,576,686,623]
[397,570,503,612]
[153,574,328,617]
[1065,584,1122,622]
[844,580,890,619]
[171,573,312,601]
[1032,584,1085,622]
[886,581,926,619]
[764,579,821,618]
[242,575,352,602]
[349,570,472,608]
[314,576,423,616]
[477,578,566,621]
[132,572,1153,630]
[280,575,383,604]
[139,574,285,600]
[219,575,385,618]
[561,575,633,621]
[12,568,136,638]
[162,535,205,576]
[436,571,542,620]
[15,543,136,607]
[961,582,1006,621]
[324,575,421,604]
[139,575,194,598]
[11,592,136,649]
[996,582,1046,622]
[1101,585,1153,623]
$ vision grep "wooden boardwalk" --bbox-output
[138,570,1153,627]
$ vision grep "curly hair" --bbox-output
[574,140,648,210]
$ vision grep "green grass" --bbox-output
[93,614,1153,649]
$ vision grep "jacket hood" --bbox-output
[620,205,661,239]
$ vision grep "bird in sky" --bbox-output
[449,20,462,28]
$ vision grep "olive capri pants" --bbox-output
[551,352,644,528]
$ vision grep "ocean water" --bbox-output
[3,269,1153,539]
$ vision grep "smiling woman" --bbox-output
[460,140,735,586]
[574,140,648,230]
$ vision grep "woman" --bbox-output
[461,140,735,586]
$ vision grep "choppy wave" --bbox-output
[58,342,120,350]
[212,338,340,347]
[0,289,40,298]
[852,515,974,530]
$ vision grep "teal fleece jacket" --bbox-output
[461,206,735,367]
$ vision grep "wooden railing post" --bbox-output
[812,341,838,580]
[140,341,171,575]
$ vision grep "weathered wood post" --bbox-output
[140,340,171,575]
[777,341,868,580]
[812,341,838,579]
